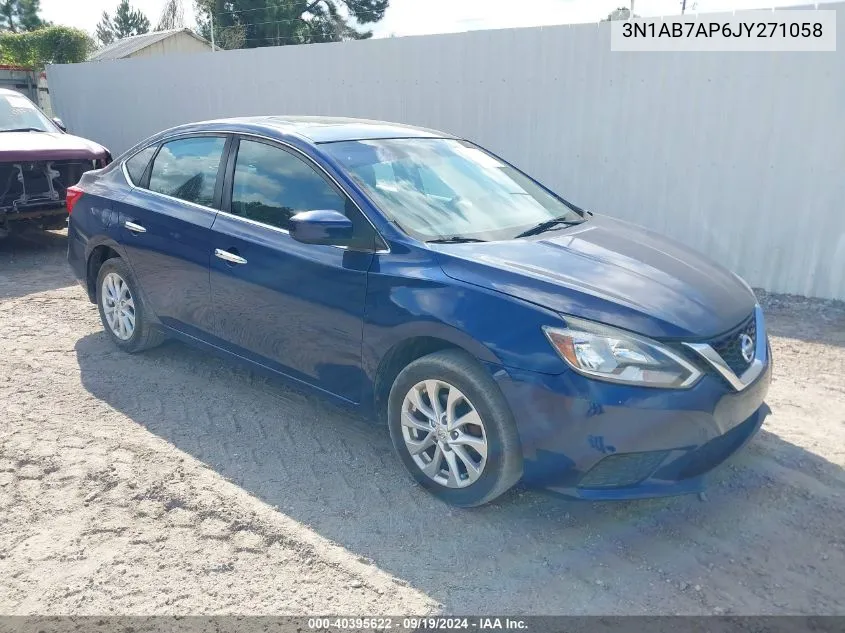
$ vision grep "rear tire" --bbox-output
[387,349,522,507]
[95,257,165,353]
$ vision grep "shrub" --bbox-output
[0,26,93,69]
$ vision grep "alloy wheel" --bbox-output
[401,380,488,488]
[101,272,136,341]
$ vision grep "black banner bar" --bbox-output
[0,617,843,633]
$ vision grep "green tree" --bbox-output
[0,25,93,67]
[0,0,47,32]
[195,0,389,50]
[95,0,150,46]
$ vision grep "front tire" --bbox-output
[95,257,164,353]
[387,349,523,507]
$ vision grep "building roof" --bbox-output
[88,28,212,62]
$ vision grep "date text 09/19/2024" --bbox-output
[306,617,528,630]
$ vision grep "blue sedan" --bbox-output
[66,117,771,507]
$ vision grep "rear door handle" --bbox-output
[214,248,247,265]
[124,220,146,233]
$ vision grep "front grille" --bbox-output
[578,450,670,489]
[708,312,756,376]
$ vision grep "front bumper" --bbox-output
[492,347,772,501]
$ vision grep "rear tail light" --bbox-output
[65,186,84,215]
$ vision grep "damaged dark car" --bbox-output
[0,88,111,238]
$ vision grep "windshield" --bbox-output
[0,92,56,133]
[322,138,584,242]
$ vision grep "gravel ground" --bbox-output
[0,229,843,615]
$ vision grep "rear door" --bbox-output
[117,134,229,338]
[208,136,378,402]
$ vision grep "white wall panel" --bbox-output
[47,5,845,299]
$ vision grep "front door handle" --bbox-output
[214,248,247,265]
[124,220,146,233]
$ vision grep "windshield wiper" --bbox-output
[515,215,584,238]
[426,236,488,244]
[0,127,45,133]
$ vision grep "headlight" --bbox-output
[543,317,702,388]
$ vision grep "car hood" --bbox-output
[0,132,109,162]
[433,214,756,340]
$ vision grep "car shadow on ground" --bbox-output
[73,331,845,614]
[0,229,75,300]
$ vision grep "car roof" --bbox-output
[162,116,455,144]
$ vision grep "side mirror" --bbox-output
[289,210,353,246]
[52,117,67,132]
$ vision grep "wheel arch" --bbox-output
[371,329,500,425]
[85,240,125,303]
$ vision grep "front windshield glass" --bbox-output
[0,92,56,133]
[322,138,584,242]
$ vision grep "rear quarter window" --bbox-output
[124,146,157,185]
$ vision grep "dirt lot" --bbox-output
[1,229,844,615]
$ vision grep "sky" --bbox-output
[40,0,837,39]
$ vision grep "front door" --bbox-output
[118,134,229,338]
[209,137,376,403]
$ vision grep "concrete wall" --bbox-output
[47,5,845,300]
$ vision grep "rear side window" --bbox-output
[229,139,345,230]
[148,136,226,207]
[124,146,157,185]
